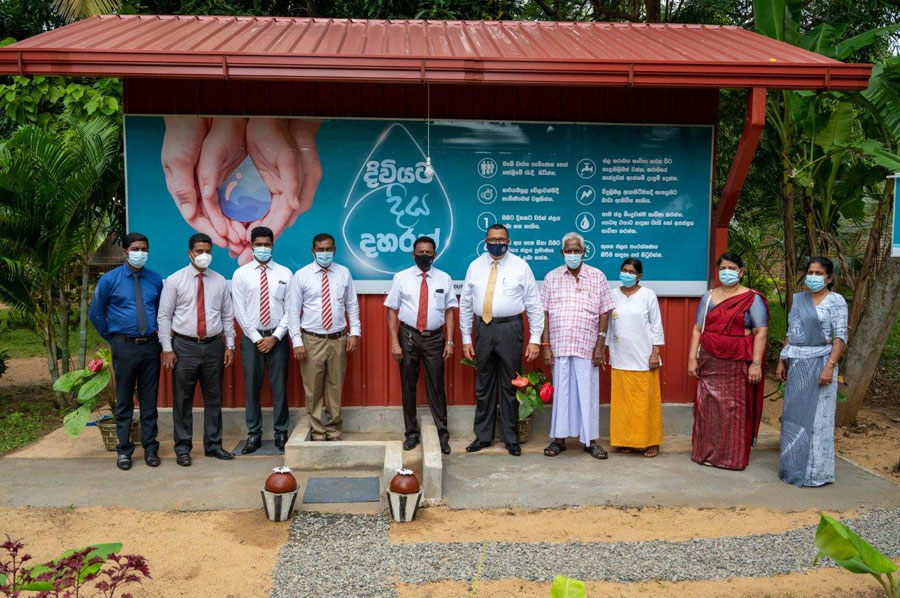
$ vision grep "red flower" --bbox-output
[88,358,104,373]
[511,374,529,389]
[539,382,554,403]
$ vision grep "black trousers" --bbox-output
[473,316,524,445]
[398,326,449,443]
[110,336,161,457]
[171,335,224,455]
[240,334,290,436]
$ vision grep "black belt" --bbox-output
[174,332,222,344]
[257,328,276,337]
[479,314,521,325]
[401,322,443,338]
[301,328,347,340]
[114,333,157,345]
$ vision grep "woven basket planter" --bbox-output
[517,414,535,444]
[97,417,141,452]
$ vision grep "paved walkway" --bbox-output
[443,450,900,511]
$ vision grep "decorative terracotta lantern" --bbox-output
[387,469,423,523]
[265,466,297,494]
[389,468,420,494]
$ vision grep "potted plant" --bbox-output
[511,370,553,444]
[51,348,138,450]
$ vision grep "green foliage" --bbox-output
[514,369,550,420]
[0,410,45,454]
[813,514,899,597]
[52,347,113,437]
[0,76,121,137]
[550,576,587,598]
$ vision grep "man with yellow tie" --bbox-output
[460,224,544,456]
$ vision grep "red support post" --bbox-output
[710,87,767,285]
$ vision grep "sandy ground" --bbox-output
[0,357,50,387]
[389,506,854,544]
[395,566,897,598]
[0,507,289,598]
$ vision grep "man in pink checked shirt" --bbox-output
[540,232,615,460]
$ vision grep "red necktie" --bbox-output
[416,272,428,332]
[196,272,207,338]
[321,269,333,330]
[259,266,270,328]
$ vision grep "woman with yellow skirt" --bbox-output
[607,258,665,457]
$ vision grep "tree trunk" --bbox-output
[847,182,893,341]
[58,286,70,375]
[77,262,89,369]
[781,162,798,313]
[645,0,661,22]
[802,191,819,257]
[836,257,900,427]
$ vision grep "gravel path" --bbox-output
[270,508,900,598]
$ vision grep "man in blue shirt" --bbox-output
[89,232,164,471]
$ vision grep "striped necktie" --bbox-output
[321,269,333,330]
[259,265,270,328]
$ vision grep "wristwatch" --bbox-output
[751,360,761,366]
[446,340,454,346]
[598,332,607,338]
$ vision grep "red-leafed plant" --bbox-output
[0,535,150,598]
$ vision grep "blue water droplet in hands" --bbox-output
[218,157,271,223]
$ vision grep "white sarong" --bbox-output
[549,356,600,445]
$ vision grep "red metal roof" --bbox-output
[0,15,871,89]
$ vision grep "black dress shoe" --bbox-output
[116,455,132,470]
[204,447,235,460]
[403,437,419,451]
[506,443,522,456]
[274,433,287,452]
[241,435,262,455]
[144,452,161,467]
[176,453,191,467]
[440,441,451,455]
[465,439,491,453]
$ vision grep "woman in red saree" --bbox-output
[687,252,769,470]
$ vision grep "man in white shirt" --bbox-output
[460,224,544,456]
[384,236,457,455]
[158,233,236,466]
[288,233,361,441]
[231,226,293,454]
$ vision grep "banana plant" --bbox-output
[813,514,899,598]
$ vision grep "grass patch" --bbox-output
[0,386,62,455]
[0,309,106,359]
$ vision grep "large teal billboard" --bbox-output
[125,116,712,295]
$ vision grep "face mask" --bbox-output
[718,269,739,286]
[564,253,583,269]
[486,242,508,258]
[619,272,637,288]
[314,251,334,268]
[805,274,826,292]
[252,247,272,263]
[414,254,434,271]
[126,250,148,268]
[192,252,212,269]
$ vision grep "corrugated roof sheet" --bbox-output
[0,15,872,89]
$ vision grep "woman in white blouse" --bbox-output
[607,258,665,457]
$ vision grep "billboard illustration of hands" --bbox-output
[126,115,713,295]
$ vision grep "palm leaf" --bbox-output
[51,0,121,23]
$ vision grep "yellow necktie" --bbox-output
[482,261,498,324]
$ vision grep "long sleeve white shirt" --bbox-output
[231,259,292,343]
[287,262,361,347]
[157,264,235,352]
[458,251,544,345]
[384,265,458,330]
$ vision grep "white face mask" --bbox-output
[192,252,212,269]
[126,250,148,268]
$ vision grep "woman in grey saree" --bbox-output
[776,257,847,487]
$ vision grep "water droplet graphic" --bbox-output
[218,156,271,223]
[580,215,590,229]
[342,124,453,274]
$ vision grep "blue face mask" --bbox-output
[126,250,148,269]
[564,253,583,269]
[805,274,826,292]
[718,269,740,286]
[619,272,637,288]
[486,242,509,258]
[252,247,272,263]
[314,251,334,268]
